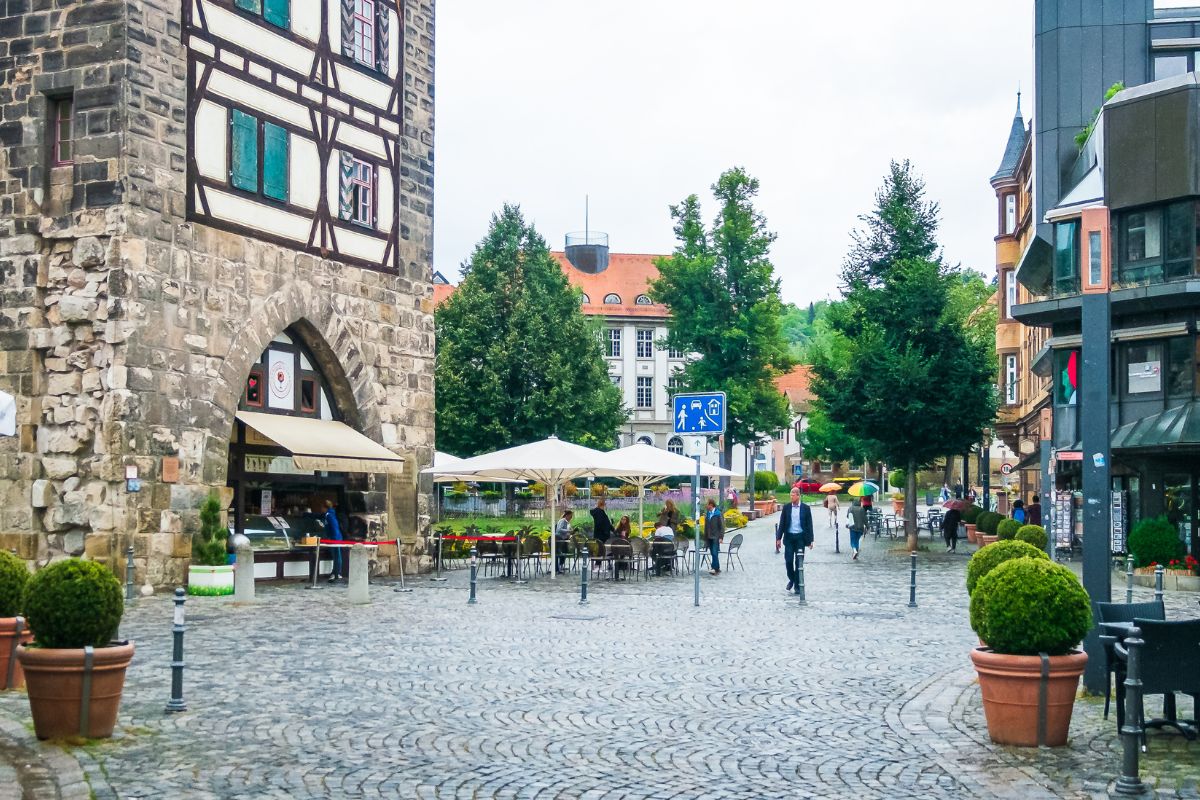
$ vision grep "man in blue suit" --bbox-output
[775,487,814,592]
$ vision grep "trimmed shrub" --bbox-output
[975,511,1001,535]
[966,539,1048,595]
[0,551,28,618]
[1128,516,1184,568]
[970,558,1092,655]
[23,559,123,649]
[480,490,502,501]
[996,518,1022,540]
[753,471,779,493]
[961,504,981,525]
[888,468,906,489]
[191,493,228,567]
[1016,524,1048,550]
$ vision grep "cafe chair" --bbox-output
[1095,600,1165,723]
[1115,617,1200,748]
[722,533,744,572]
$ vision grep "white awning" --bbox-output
[236,411,405,474]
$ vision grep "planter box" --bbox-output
[970,647,1086,747]
[187,564,234,596]
[964,524,978,544]
[753,500,778,515]
[978,534,999,547]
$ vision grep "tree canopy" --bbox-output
[649,168,794,470]
[811,161,996,547]
[435,205,626,456]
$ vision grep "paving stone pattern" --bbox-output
[1,515,1200,799]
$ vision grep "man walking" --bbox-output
[704,498,724,575]
[847,498,867,560]
[775,487,814,591]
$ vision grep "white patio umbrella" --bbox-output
[426,436,622,579]
[426,451,523,483]
[599,443,737,536]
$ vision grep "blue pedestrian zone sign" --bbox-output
[672,392,726,435]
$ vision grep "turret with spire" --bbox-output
[990,92,1028,186]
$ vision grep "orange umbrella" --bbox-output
[818,483,842,493]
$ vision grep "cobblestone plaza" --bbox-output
[2,515,1200,799]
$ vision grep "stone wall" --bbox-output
[0,0,436,585]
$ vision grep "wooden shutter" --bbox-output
[234,0,262,12]
[377,6,389,73]
[340,0,355,59]
[263,0,289,28]
[262,122,289,202]
[230,109,258,193]
[338,151,355,220]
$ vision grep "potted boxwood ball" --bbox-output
[17,559,133,739]
[995,518,1022,540]
[0,550,31,690]
[969,558,1091,746]
[961,504,980,544]
[965,539,1048,596]
[1015,524,1048,551]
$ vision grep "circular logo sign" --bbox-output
[270,357,293,401]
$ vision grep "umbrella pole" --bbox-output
[549,484,555,581]
[638,482,644,539]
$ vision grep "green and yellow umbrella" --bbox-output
[848,481,880,497]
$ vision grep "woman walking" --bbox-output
[941,505,963,553]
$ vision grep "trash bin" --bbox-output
[924,492,934,506]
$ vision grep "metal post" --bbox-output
[467,547,478,605]
[124,546,135,602]
[1125,554,1134,604]
[833,515,840,554]
[908,552,918,608]
[693,453,701,608]
[580,541,590,606]
[794,549,806,605]
[165,588,186,713]
[431,527,447,582]
[1154,565,1164,603]
[1115,626,1146,795]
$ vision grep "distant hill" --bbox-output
[779,300,830,360]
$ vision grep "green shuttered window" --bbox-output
[264,0,290,28]
[234,0,262,13]
[230,109,258,193]
[262,122,289,202]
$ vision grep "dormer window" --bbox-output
[580,293,590,304]
[604,293,621,305]
[635,294,652,305]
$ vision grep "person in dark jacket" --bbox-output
[591,498,615,543]
[847,499,867,560]
[775,487,814,592]
[941,507,962,553]
[323,498,344,583]
[704,498,724,575]
[1027,496,1043,526]
[655,499,680,532]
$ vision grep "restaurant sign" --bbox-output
[244,454,312,476]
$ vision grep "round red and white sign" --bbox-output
[270,357,293,401]
[1000,463,1013,476]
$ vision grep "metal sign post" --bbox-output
[673,393,725,610]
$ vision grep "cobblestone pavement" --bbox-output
[2,514,1200,799]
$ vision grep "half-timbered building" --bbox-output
[0,0,436,586]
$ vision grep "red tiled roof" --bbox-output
[775,365,814,410]
[432,251,672,320]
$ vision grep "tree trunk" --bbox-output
[942,456,954,488]
[906,458,918,551]
[723,438,734,499]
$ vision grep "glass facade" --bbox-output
[1116,200,1196,286]
[1053,220,1080,296]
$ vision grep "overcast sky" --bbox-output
[433,1,1042,304]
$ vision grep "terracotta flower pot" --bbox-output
[969,647,1087,746]
[978,534,999,547]
[18,641,135,739]
[964,523,977,544]
[0,617,33,690]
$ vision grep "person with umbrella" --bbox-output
[941,501,963,553]
[820,485,840,528]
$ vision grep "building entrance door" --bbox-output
[1164,473,1197,555]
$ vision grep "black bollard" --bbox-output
[467,547,478,605]
[165,588,187,713]
[1125,554,1134,604]
[125,546,135,602]
[908,552,918,608]
[794,549,806,605]
[580,542,590,606]
[1115,626,1146,795]
[1154,565,1164,603]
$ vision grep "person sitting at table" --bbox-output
[591,498,615,543]
[652,522,675,576]
[656,499,681,532]
[554,509,573,574]
[615,516,632,539]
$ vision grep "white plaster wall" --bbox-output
[376,168,394,232]
[207,189,312,242]
[194,100,227,181]
[335,226,388,263]
[289,135,320,211]
[334,65,391,110]
[335,123,387,160]
[291,0,322,42]
[387,7,400,81]
[325,155,340,218]
[208,71,309,129]
[199,1,316,75]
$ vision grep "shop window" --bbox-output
[245,369,264,407]
[50,95,73,166]
[300,378,317,413]
[1053,220,1080,296]
[1125,342,1163,396]
[1055,350,1078,406]
[1167,336,1197,398]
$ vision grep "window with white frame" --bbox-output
[636,376,653,408]
[635,294,652,305]
[636,435,653,446]
[667,345,684,359]
[604,293,621,305]
[1005,271,1017,318]
[1004,194,1017,235]
[352,0,376,67]
[636,329,653,359]
[350,157,373,226]
[667,436,683,455]
[668,374,683,392]
[605,328,621,358]
[1004,354,1018,405]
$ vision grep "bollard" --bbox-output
[124,546,135,602]
[580,541,590,606]
[431,528,447,582]
[1115,626,1146,795]
[165,588,187,713]
[908,552,918,608]
[233,546,255,603]
[794,549,806,605]
[467,547,478,605]
[1154,565,1164,603]
[1123,554,1132,604]
[347,544,369,604]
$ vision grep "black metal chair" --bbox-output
[1114,617,1200,747]
[1095,600,1165,723]
[722,533,744,572]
